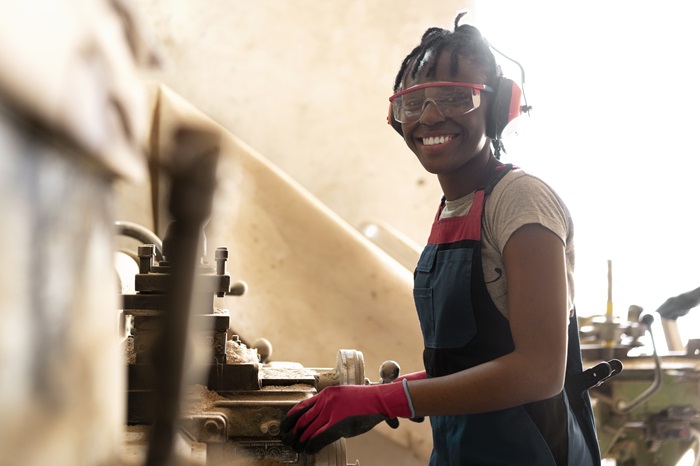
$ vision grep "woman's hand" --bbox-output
[280,382,413,454]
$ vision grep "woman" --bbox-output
[281,12,600,465]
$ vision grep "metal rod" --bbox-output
[115,220,164,261]
[615,315,663,414]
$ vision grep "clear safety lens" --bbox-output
[391,85,484,124]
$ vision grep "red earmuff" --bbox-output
[486,77,524,141]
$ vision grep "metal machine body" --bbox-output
[119,227,389,465]
[580,309,700,465]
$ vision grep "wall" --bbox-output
[130,0,479,245]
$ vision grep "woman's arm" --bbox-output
[407,223,569,416]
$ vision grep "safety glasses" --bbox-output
[389,82,494,124]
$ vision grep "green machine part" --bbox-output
[590,357,700,465]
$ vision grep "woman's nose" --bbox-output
[418,99,445,125]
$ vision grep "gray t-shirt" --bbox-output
[439,168,575,319]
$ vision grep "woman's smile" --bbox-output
[421,135,454,146]
[415,132,460,153]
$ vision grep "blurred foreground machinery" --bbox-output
[579,305,700,465]
[118,222,398,465]
[113,103,403,465]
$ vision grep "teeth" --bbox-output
[422,135,453,146]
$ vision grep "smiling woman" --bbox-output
[476,1,700,331]
[279,12,604,465]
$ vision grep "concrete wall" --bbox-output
[129,0,479,245]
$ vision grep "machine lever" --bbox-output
[615,315,662,413]
[569,358,624,396]
[566,359,622,410]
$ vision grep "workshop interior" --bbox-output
[1,1,700,465]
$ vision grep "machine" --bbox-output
[118,221,400,465]
[580,306,700,465]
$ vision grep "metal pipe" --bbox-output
[115,220,164,261]
[615,315,663,414]
[661,318,685,353]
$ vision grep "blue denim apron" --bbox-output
[413,164,600,465]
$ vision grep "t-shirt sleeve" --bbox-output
[486,173,571,254]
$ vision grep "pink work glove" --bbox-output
[280,381,414,454]
[394,370,427,383]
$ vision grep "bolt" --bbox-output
[215,247,228,275]
[260,420,281,436]
[204,418,221,435]
[138,244,155,274]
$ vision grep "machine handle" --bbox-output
[615,314,663,414]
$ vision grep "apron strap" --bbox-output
[564,308,621,464]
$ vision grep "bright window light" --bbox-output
[477,3,700,465]
[476,1,700,343]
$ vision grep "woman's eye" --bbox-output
[403,99,423,111]
[442,96,471,106]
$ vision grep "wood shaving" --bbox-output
[123,337,136,365]
[226,339,259,364]
[182,384,227,414]
[259,384,315,391]
[259,367,316,379]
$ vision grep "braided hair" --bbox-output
[392,12,501,93]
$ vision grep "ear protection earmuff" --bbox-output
[485,77,524,141]
[387,77,525,141]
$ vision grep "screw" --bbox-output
[260,420,281,436]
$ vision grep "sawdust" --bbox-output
[317,370,338,382]
[259,384,315,391]
[123,336,136,365]
[182,384,227,414]
[226,338,259,364]
[259,366,316,380]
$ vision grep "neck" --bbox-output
[438,153,501,201]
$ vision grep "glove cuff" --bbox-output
[402,378,417,418]
[377,379,414,419]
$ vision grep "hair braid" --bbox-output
[392,12,500,93]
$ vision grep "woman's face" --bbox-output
[400,49,492,176]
